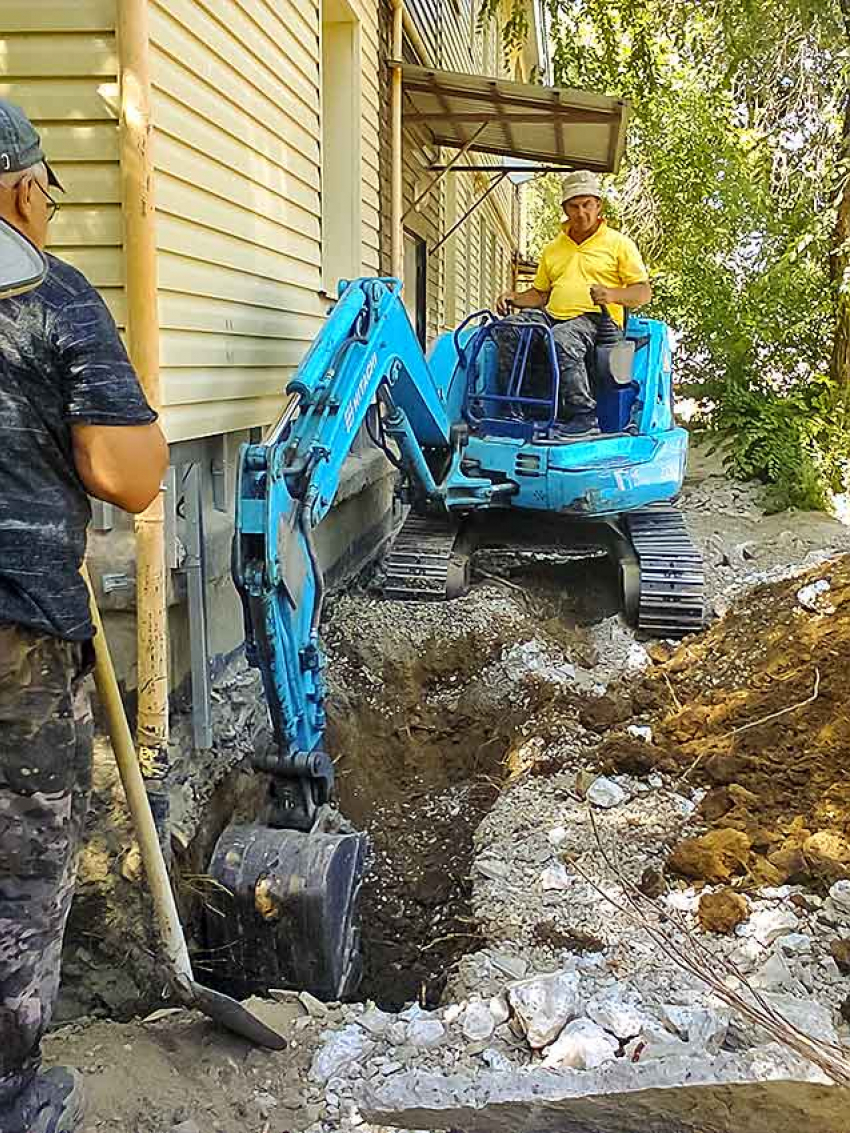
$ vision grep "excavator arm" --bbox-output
[232,277,456,832]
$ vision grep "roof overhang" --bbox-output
[401,63,630,172]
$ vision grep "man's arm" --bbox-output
[495,286,550,316]
[72,421,168,514]
[590,281,652,308]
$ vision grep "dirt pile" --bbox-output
[597,554,850,891]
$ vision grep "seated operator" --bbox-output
[494,170,652,438]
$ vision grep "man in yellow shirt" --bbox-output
[494,170,652,437]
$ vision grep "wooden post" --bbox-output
[117,0,170,835]
[391,0,404,281]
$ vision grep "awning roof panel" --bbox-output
[401,63,630,172]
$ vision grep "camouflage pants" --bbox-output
[494,310,599,417]
[0,626,93,1114]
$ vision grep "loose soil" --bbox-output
[593,554,850,891]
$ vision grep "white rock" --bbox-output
[542,1019,618,1070]
[310,1026,375,1083]
[481,1048,512,1071]
[385,1021,408,1046]
[748,905,799,946]
[777,933,813,956]
[797,579,834,613]
[728,991,839,1049]
[648,772,664,789]
[547,826,568,846]
[507,970,582,1049]
[627,724,653,743]
[357,1007,393,1037]
[665,889,700,914]
[660,1004,729,1052]
[750,951,805,994]
[625,1025,691,1062]
[728,937,765,974]
[586,777,628,809]
[489,995,510,1026]
[829,880,850,915]
[477,858,510,881]
[461,1000,496,1042]
[626,643,650,670]
[586,994,647,1040]
[540,862,573,891]
[406,1018,445,1048]
[820,955,841,982]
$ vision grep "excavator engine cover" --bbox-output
[207,823,367,1000]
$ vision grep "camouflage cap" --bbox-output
[561,170,602,203]
[0,98,63,189]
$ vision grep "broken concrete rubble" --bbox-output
[507,970,582,1048]
[359,1045,848,1133]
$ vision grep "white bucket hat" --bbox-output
[561,170,602,203]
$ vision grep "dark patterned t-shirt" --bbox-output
[0,253,157,641]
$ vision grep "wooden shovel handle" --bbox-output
[82,564,193,985]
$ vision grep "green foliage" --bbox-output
[508,0,850,510]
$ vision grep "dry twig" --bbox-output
[561,808,850,1087]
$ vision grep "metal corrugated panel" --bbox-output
[401,62,630,171]
[1,1,124,326]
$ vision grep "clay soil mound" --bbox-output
[599,554,850,891]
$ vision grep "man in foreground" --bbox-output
[495,170,652,437]
[0,99,168,1132]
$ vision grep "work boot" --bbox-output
[555,412,601,438]
[3,1067,85,1133]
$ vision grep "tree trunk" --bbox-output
[831,0,850,406]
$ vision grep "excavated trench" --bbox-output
[324,556,621,1010]
[57,557,620,1021]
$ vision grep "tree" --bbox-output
[490,0,850,507]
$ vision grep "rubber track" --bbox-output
[381,514,462,601]
[625,504,705,637]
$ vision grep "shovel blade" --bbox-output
[187,980,288,1050]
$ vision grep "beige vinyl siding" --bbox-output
[150,0,381,441]
[355,0,382,274]
[1,1,124,326]
[149,0,322,443]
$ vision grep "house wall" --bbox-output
[2,1,124,326]
[380,0,521,337]
[147,0,382,443]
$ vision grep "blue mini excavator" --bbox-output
[206,276,704,999]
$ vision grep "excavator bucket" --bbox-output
[206,823,367,1000]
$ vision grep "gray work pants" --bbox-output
[0,626,93,1122]
[494,310,599,417]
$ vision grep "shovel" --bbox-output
[83,566,287,1050]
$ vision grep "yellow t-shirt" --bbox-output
[533,220,648,327]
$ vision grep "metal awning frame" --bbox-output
[429,171,508,256]
[395,60,630,261]
[400,62,629,172]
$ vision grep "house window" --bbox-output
[403,230,427,346]
[321,0,362,294]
